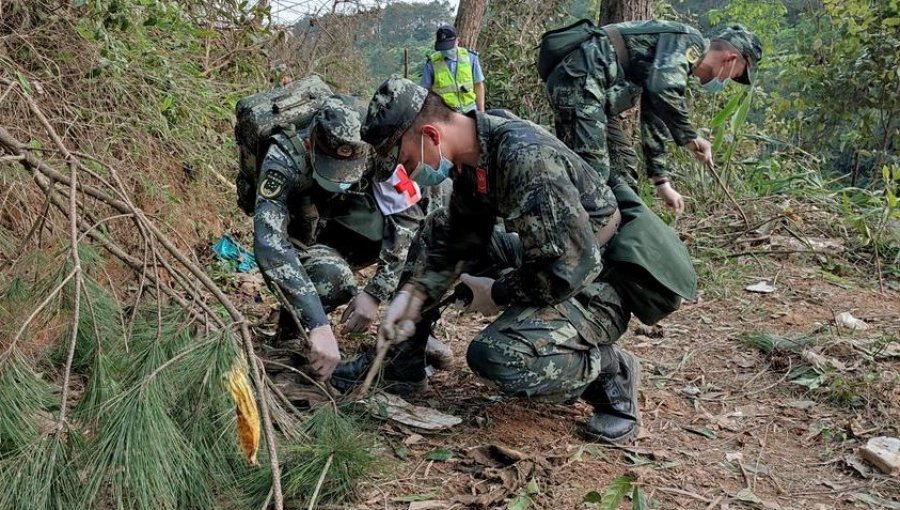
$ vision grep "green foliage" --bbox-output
[242,405,379,507]
[82,383,211,509]
[584,475,648,509]
[479,0,575,125]
[360,1,455,83]
[0,350,56,455]
[0,432,81,510]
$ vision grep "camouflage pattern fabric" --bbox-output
[711,24,763,84]
[402,208,630,402]
[413,112,617,306]
[309,95,369,183]
[360,77,630,402]
[254,141,423,332]
[545,20,707,182]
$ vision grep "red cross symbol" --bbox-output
[393,165,418,199]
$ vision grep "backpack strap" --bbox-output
[601,25,631,75]
[271,131,309,173]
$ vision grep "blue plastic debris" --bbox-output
[211,235,258,273]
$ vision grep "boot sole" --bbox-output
[581,352,642,444]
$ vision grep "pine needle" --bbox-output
[0,432,81,510]
[0,350,55,455]
[81,383,212,510]
[739,331,815,354]
[240,406,378,508]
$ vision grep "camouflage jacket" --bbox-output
[412,113,618,306]
[254,140,422,330]
[584,20,707,177]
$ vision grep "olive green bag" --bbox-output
[605,184,697,325]
[536,19,603,80]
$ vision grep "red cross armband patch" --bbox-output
[374,164,423,215]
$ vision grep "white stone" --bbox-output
[860,436,900,475]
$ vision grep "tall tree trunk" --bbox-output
[599,0,653,148]
[599,0,652,25]
[454,0,488,50]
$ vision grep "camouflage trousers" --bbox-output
[275,243,357,342]
[407,209,631,403]
[545,57,640,187]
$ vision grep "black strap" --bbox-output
[602,26,631,75]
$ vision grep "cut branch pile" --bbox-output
[0,77,285,509]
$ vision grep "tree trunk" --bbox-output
[454,0,488,50]
[599,0,652,25]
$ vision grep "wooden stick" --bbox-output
[706,161,751,229]
[308,453,334,510]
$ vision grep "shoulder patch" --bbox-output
[685,45,702,66]
[259,170,287,199]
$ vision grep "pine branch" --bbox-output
[57,158,84,428]
[0,84,285,509]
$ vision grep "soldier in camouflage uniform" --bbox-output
[544,22,762,212]
[332,76,684,443]
[254,94,427,381]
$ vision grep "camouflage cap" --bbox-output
[712,24,763,85]
[309,94,369,183]
[361,75,428,181]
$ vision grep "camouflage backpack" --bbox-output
[234,75,332,215]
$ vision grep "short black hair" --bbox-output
[411,91,456,128]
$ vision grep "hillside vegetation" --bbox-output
[0,0,897,509]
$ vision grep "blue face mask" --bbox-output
[701,60,736,94]
[411,133,453,187]
[441,48,458,60]
[312,171,352,193]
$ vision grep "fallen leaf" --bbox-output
[404,433,425,446]
[785,400,817,409]
[682,425,717,439]
[745,281,776,294]
[408,501,450,510]
[836,312,869,331]
[424,448,454,461]
[853,493,900,509]
[369,392,462,430]
[844,453,874,479]
[726,452,744,462]
[392,492,438,503]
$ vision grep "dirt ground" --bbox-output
[340,258,900,510]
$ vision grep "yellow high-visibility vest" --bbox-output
[430,48,476,112]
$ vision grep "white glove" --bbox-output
[377,284,425,347]
[340,291,379,334]
[308,325,341,380]
[460,273,500,316]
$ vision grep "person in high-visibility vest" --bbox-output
[420,24,486,113]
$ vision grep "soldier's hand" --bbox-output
[379,284,425,344]
[340,291,379,334]
[460,273,500,316]
[308,325,341,380]
[656,182,685,215]
[689,137,713,166]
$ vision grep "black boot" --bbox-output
[581,348,641,444]
[329,338,427,397]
